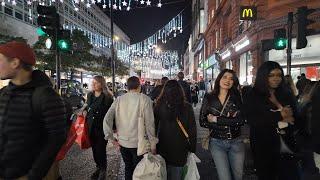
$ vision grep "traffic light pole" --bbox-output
[287,12,293,75]
[55,28,61,91]
[110,6,116,94]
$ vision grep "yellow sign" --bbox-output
[240,6,257,20]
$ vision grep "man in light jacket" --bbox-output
[103,76,158,180]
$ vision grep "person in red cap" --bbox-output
[0,41,67,180]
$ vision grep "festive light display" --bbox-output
[1,0,182,75]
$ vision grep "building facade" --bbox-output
[205,0,320,85]
[0,0,130,57]
[0,1,131,88]
[183,0,208,81]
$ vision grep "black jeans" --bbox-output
[120,146,143,180]
[90,129,107,169]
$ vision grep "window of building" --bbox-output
[5,6,13,16]
[200,9,205,33]
[15,10,23,20]
[215,30,219,49]
[239,51,253,85]
[226,60,232,70]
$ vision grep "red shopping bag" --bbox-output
[74,115,91,149]
[56,123,77,161]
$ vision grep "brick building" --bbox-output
[204,0,320,85]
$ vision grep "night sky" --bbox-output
[100,0,192,59]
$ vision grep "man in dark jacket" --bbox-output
[0,41,67,180]
[150,77,169,101]
[311,82,320,154]
[177,72,192,103]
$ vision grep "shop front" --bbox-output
[268,34,320,82]
[203,53,220,83]
[239,51,253,85]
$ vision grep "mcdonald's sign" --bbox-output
[240,6,257,20]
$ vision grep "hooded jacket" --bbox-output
[0,70,67,179]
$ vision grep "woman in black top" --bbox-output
[243,61,299,180]
[200,69,244,180]
[154,80,197,180]
[79,76,113,180]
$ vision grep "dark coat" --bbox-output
[242,88,298,179]
[86,92,113,137]
[311,83,320,153]
[154,102,197,167]
[178,80,192,103]
[0,70,67,179]
[150,85,164,101]
[199,93,244,139]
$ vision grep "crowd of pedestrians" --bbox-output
[0,41,319,180]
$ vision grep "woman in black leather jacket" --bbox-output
[200,69,244,180]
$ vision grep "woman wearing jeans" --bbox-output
[154,80,197,179]
[200,69,245,180]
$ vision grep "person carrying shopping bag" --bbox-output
[154,80,197,180]
[103,76,158,180]
[78,75,113,180]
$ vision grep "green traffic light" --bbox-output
[36,27,47,36]
[58,39,69,51]
[274,38,287,50]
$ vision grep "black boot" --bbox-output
[90,169,100,180]
[97,169,106,180]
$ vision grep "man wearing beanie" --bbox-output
[0,41,67,180]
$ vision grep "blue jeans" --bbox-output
[209,137,245,180]
[167,165,183,180]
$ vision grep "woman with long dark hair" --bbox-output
[243,61,300,180]
[79,76,113,180]
[200,69,244,180]
[154,80,197,180]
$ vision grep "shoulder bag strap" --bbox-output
[220,95,230,116]
[176,117,191,145]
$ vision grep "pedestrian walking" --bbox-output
[296,80,320,180]
[311,81,320,154]
[199,69,245,180]
[198,77,206,102]
[191,84,199,107]
[103,76,158,180]
[296,73,309,98]
[243,61,300,180]
[154,80,197,180]
[0,41,67,179]
[78,76,113,180]
[177,72,192,103]
[150,76,169,101]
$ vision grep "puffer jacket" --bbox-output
[199,93,244,139]
[0,70,67,180]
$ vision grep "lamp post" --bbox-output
[110,6,116,93]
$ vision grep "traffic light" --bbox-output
[37,5,60,37]
[296,6,316,49]
[58,30,71,51]
[274,28,287,50]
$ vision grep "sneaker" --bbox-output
[90,169,100,180]
[97,169,106,180]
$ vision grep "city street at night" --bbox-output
[1,0,320,180]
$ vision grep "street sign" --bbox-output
[240,6,257,20]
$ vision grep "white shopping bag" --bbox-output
[184,153,201,180]
[133,153,167,180]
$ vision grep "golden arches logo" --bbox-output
[242,9,253,18]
